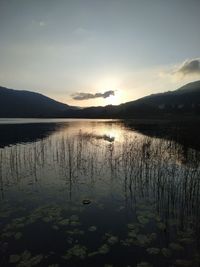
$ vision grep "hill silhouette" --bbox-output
[116,80,200,118]
[0,86,77,117]
[0,81,200,118]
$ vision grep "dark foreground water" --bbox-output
[0,119,200,267]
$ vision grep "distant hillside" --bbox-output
[72,80,200,118]
[117,80,200,117]
[0,86,77,117]
[0,81,200,118]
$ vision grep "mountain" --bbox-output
[116,80,200,117]
[0,86,77,117]
[72,80,200,118]
[0,80,200,118]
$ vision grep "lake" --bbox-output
[0,119,200,267]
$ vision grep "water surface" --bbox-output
[0,119,200,267]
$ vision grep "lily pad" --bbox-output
[63,245,87,260]
[70,221,81,227]
[15,232,22,240]
[175,259,193,266]
[88,251,99,257]
[53,225,59,230]
[137,216,149,225]
[88,226,97,232]
[137,262,152,267]
[9,254,21,263]
[21,250,31,261]
[136,234,150,246]
[146,247,160,255]
[107,235,118,245]
[179,238,194,244]
[157,222,166,231]
[161,248,171,258]
[70,215,79,221]
[169,243,184,251]
[58,219,69,226]
[98,244,110,254]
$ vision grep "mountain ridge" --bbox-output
[0,86,78,118]
[0,80,200,118]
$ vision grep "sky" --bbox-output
[0,0,200,107]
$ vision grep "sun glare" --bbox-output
[105,90,123,105]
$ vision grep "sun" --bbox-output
[105,90,122,105]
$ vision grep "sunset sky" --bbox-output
[0,0,200,107]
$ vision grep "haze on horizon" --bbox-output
[0,0,200,107]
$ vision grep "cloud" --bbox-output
[72,90,115,100]
[175,58,200,76]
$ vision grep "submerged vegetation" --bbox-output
[0,121,200,266]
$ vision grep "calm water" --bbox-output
[0,119,200,267]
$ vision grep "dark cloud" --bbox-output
[72,90,115,100]
[176,59,200,75]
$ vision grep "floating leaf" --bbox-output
[168,218,178,226]
[9,254,21,263]
[70,221,81,227]
[137,262,152,267]
[58,219,69,226]
[88,226,97,232]
[107,236,118,245]
[1,231,13,238]
[175,259,193,266]
[127,223,136,230]
[88,251,99,257]
[146,247,160,255]
[117,205,125,211]
[157,222,166,231]
[17,254,43,267]
[21,250,31,261]
[43,217,53,223]
[128,229,138,238]
[169,243,184,251]
[136,234,150,246]
[179,238,194,245]
[66,229,84,235]
[161,248,171,258]
[137,216,149,225]
[52,225,59,231]
[70,215,79,221]
[63,245,87,260]
[121,238,135,247]
[15,232,22,240]
[98,244,110,254]
[149,233,157,241]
